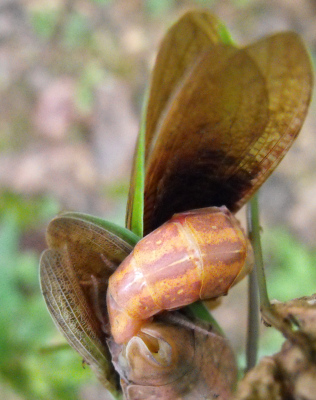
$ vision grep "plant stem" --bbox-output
[248,193,270,309]
[245,193,267,371]
[246,264,259,371]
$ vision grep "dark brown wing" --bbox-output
[143,32,312,234]
[126,11,236,232]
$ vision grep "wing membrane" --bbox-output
[145,10,236,156]
[40,213,136,394]
[233,32,313,209]
[143,31,312,234]
[143,46,268,233]
[40,249,118,394]
[126,11,235,233]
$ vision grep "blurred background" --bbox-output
[1,0,316,399]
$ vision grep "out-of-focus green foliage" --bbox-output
[0,192,59,231]
[0,193,99,399]
[144,0,216,16]
[63,13,93,49]
[264,227,316,300]
[145,0,175,16]
[233,0,254,7]
[30,9,60,39]
[31,7,94,48]
[76,63,105,113]
[90,0,113,4]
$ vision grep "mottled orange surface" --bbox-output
[108,206,252,343]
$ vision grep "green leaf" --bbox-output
[126,89,149,238]
[217,19,235,45]
[187,302,224,336]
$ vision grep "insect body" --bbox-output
[108,206,253,344]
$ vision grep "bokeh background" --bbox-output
[1,0,316,399]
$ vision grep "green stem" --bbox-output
[246,269,259,371]
[245,193,266,371]
[248,193,270,309]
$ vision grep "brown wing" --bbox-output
[143,32,312,234]
[40,213,134,394]
[235,32,313,210]
[145,10,236,158]
[126,11,236,231]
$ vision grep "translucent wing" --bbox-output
[236,32,313,209]
[143,29,312,234]
[126,10,235,233]
[40,249,118,394]
[40,213,138,395]
[144,10,235,157]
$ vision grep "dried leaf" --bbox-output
[235,294,316,400]
[271,294,316,337]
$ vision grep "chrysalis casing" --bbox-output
[108,206,253,343]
